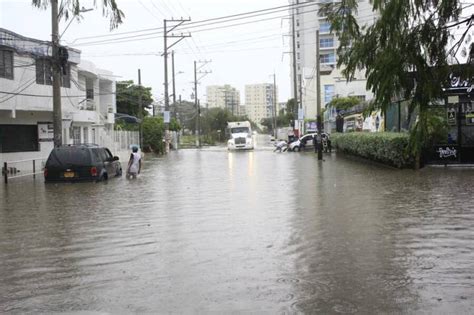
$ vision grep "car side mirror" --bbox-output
[113,156,119,161]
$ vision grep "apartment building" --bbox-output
[0,28,123,164]
[206,84,241,115]
[245,83,278,128]
[289,0,376,121]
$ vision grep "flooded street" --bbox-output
[1,139,474,313]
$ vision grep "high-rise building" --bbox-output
[289,0,377,120]
[206,85,240,115]
[245,83,278,128]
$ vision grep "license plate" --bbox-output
[63,171,75,178]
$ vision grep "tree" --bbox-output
[175,100,198,134]
[327,96,360,111]
[116,80,153,118]
[323,0,473,167]
[32,0,124,30]
[200,108,250,143]
[142,116,165,154]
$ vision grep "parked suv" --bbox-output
[44,144,122,182]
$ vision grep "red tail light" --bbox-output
[90,167,98,177]
[44,168,48,178]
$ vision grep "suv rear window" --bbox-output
[46,147,92,167]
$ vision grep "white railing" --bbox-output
[2,157,47,184]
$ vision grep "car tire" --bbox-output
[294,146,300,152]
[100,173,108,181]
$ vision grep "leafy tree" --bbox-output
[327,96,360,111]
[32,0,124,29]
[323,0,473,168]
[200,108,250,143]
[173,100,198,134]
[142,116,165,154]
[169,117,181,132]
[286,98,297,120]
[116,80,153,118]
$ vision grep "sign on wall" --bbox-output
[37,122,53,141]
[447,107,457,125]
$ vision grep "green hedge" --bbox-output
[332,132,414,168]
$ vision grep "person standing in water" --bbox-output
[127,146,142,178]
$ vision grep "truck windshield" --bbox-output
[231,127,249,134]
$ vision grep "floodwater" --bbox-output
[1,137,473,313]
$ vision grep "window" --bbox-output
[320,22,331,33]
[324,85,335,104]
[320,52,336,64]
[71,126,81,144]
[0,49,14,79]
[83,127,89,143]
[36,58,71,88]
[0,125,38,153]
[320,38,334,48]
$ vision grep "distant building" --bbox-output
[206,84,240,115]
[245,83,278,128]
[289,0,377,121]
[0,28,136,167]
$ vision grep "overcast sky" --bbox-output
[0,0,292,104]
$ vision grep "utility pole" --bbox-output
[194,61,198,147]
[51,0,62,147]
[291,6,299,137]
[171,51,177,119]
[272,73,277,139]
[138,69,143,149]
[163,18,191,152]
[193,60,212,148]
[316,30,323,160]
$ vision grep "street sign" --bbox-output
[466,113,474,125]
[164,111,170,123]
[298,108,304,120]
[447,108,457,125]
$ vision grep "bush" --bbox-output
[332,132,414,168]
[142,117,165,154]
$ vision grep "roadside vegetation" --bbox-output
[322,0,472,168]
[332,133,413,168]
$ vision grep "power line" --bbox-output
[68,1,319,44]
[73,6,320,47]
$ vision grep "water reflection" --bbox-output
[0,150,473,313]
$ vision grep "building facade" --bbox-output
[245,83,278,128]
[206,84,241,115]
[289,0,376,123]
[0,28,135,169]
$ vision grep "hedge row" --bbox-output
[331,132,414,168]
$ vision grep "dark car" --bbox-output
[44,144,122,182]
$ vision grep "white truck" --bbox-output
[227,121,254,150]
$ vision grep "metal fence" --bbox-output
[2,157,47,184]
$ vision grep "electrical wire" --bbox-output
[68,1,319,44]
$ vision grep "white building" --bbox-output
[245,83,278,128]
[0,28,136,172]
[289,0,376,121]
[206,84,241,115]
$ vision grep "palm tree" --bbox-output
[32,0,124,30]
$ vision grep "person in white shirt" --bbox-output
[127,146,142,178]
